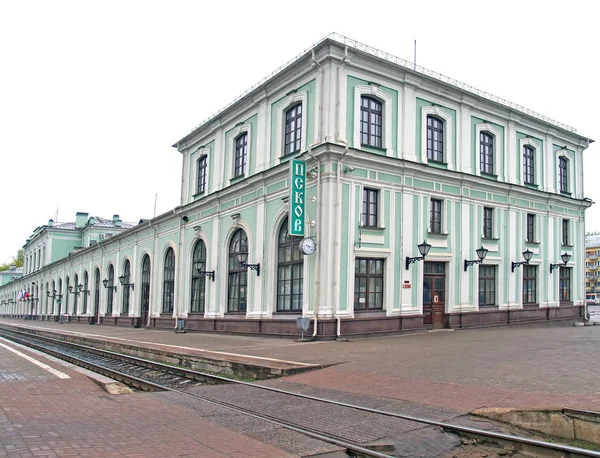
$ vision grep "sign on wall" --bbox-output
[289,159,306,236]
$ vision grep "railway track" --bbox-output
[1,325,599,458]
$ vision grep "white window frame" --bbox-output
[482,206,498,239]
[429,197,447,235]
[420,105,454,168]
[360,185,385,229]
[475,123,502,177]
[519,137,541,186]
[557,149,573,194]
[348,248,393,316]
[353,84,393,156]
[193,146,210,195]
[273,91,308,159]
[229,122,252,182]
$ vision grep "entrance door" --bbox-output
[423,262,446,329]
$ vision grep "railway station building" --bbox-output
[0,34,594,339]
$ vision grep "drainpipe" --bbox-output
[333,49,349,339]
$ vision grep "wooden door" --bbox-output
[423,262,446,329]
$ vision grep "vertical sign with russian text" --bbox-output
[289,159,306,236]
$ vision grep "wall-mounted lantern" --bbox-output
[511,249,534,273]
[464,246,489,271]
[550,252,571,274]
[405,240,432,270]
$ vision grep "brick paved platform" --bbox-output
[0,338,292,457]
[2,319,599,414]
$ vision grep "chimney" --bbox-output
[75,212,89,228]
[112,214,120,223]
[48,219,54,227]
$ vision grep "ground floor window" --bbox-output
[478,265,496,307]
[523,265,537,305]
[354,258,384,310]
[559,267,571,303]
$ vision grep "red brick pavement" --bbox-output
[0,343,291,457]
[283,367,600,413]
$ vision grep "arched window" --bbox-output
[559,157,568,192]
[44,282,49,314]
[57,278,62,316]
[190,240,207,313]
[284,103,302,155]
[360,96,382,148]
[228,229,248,312]
[82,271,88,315]
[122,260,131,315]
[51,280,56,315]
[141,255,151,321]
[162,248,175,313]
[426,115,444,162]
[480,132,494,175]
[277,218,303,312]
[197,155,207,194]
[106,265,115,315]
[94,268,100,318]
[65,277,70,315]
[73,274,79,316]
[523,145,535,184]
[234,133,248,178]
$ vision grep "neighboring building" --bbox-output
[0,265,23,287]
[21,213,136,275]
[0,34,594,338]
[585,234,600,294]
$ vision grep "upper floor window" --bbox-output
[234,133,248,178]
[162,248,175,313]
[426,116,444,162]
[562,219,569,246]
[360,96,382,148]
[284,103,302,155]
[483,207,493,239]
[480,132,494,175]
[197,156,207,194]
[526,213,535,243]
[362,188,379,227]
[430,199,442,234]
[523,145,535,184]
[559,157,568,192]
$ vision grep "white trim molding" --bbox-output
[475,123,503,177]
[228,122,253,183]
[420,105,454,169]
[273,91,308,159]
[518,137,541,186]
[353,84,393,156]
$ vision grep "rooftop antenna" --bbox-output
[413,39,417,70]
[153,193,157,218]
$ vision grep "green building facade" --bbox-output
[0,34,593,338]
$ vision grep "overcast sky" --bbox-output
[1,0,598,263]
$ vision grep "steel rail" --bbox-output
[2,326,599,457]
[0,328,392,458]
